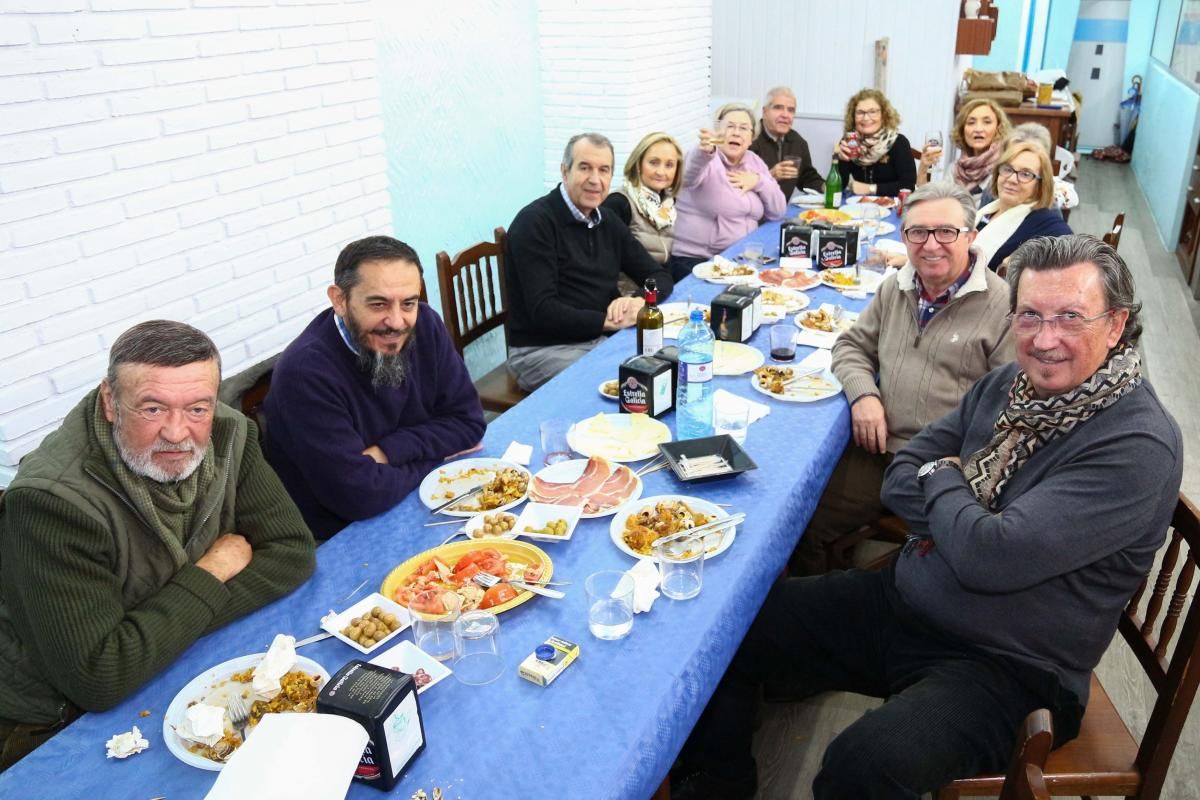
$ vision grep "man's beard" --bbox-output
[113,408,208,483]
[345,312,416,388]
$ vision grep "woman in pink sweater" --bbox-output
[669,103,786,281]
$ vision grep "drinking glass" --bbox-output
[586,570,634,640]
[858,206,881,258]
[655,536,704,600]
[769,323,796,362]
[540,418,572,466]
[924,130,944,181]
[713,399,749,445]
[741,243,763,265]
[412,606,459,662]
[452,610,502,685]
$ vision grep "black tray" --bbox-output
[657,435,758,483]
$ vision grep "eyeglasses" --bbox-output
[854,108,882,118]
[902,226,971,244]
[998,164,1042,184]
[1007,310,1114,336]
[122,402,214,424]
[721,122,753,134]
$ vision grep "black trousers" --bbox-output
[681,568,1078,799]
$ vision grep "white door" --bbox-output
[1065,0,1131,150]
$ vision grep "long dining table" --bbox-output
[0,204,901,799]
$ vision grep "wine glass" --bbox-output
[924,130,944,182]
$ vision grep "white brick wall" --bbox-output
[0,0,393,484]
[536,0,713,189]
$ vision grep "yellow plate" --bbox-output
[380,540,554,616]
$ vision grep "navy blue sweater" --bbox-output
[263,307,485,539]
[980,208,1073,272]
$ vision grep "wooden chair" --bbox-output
[826,513,909,571]
[434,227,526,414]
[1103,212,1126,251]
[998,709,1054,800]
[938,493,1200,800]
[239,368,272,439]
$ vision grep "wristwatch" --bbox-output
[917,458,960,486]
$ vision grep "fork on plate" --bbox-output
[472,572,565,599]
[227,694,251,745]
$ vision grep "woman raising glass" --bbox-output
[835,88,916,197]
[918,98,1011,200]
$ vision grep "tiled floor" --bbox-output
[750,158,1200,799]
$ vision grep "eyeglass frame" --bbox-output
[719,121,754,134]
[854,107,882,118]
[902,225,971,244]
[1006,309,1115,336]
[997,163,1042,184]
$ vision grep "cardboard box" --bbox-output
[618,355,673,417]
[518,636,580,687]
[710,292,754,342]
[725,284,762,335]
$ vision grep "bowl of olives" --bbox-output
[513,502,583,543]
[464,511,520,540]
[321,593,412,654]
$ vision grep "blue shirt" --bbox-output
[559,183,602,228]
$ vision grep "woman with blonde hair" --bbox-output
[835,88,916,196]
[974,141,1072,271]
[918,97,1011,198]
[602,132,684,266]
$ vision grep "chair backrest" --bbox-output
[1116,493,1200,797]
[999,709,1054,800]
[1103,212,1125,251]
[434,227,508,356]
[239,368,272,439]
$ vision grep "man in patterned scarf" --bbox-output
[672,235,1182,800]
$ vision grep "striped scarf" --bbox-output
[963,346,1142,510]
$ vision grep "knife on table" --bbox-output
[511,579,566,600]
[429,483,486,516]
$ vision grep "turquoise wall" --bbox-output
[376,5,545,378]
[974,0,1027,71]
[1131,59,1200,248]
[1042,0,1080,70]
[1126,0,1158,87]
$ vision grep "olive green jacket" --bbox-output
[0,389,315,724]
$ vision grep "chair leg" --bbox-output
[935,787,961,800]
[651,775,670,799]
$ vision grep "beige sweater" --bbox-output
[832,253,1014,453]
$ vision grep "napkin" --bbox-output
[177,703,226,747]
[713,389,770,425]
[105,725,149,759]
[501,441,532,466]
[626,559,660,614]
[252,634,297,701]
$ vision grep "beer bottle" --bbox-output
[636,278,664,356]
[825,161,843,209]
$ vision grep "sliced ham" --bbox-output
[589,466,638,512]
[529,456,633,513]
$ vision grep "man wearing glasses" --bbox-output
[789,181,1013,575]
[0,321,315,770]
[674,235,1182,799]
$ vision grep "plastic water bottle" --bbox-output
[676,309,714,440]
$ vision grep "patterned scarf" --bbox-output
[954,141,1002,189]
[856,128,899,167]
[629,183,676,230]
[963,346,1142,510]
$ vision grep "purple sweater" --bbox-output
[672,147,786,258]
[263,307,485,539]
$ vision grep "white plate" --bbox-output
[790,192,826,206]
[869,238,907,255]
[714,341,765,375]
[513,502,583,542]
[759,286,811,321]
[598,379,619,400]
[659,302,709,339]
[846,195,897,208]
[321,593,412,654]
[163,654,330,771]
[793,305,859,349]
[609,494,737,561]
[567,413,672,463]
[529,458,644,518]
[417,458,531,518]
[750,350,843,402]
[368,639,451,694]
[464,510,521,540]
[692,257,760,285]
[819,267,885,294]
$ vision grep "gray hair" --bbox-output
[561,132,614,171]
[1006,234,1143,347]
[900,181,977,230]
[107,320,221,395]
[1008,122,1052,155]
[715,102,759,138]
[763,86,796,108]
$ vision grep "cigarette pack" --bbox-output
[518,636,580,687]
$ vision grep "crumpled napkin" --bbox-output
[626,559,661,614]
[713,389,770,425]
[253,633,297,701]
[177,703,226,747]
[501,441,532,466]
[105,725,149,759]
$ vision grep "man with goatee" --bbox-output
[265,236,485,539]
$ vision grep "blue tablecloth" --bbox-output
[1,210,898,800]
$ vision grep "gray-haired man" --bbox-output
[0,321,315,770]
[749,86,825,200]
[505,132,674,391]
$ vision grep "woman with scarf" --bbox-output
[669,103,786,281]
[974,141,1072,272]
[918,97,1011,200]
[835,88,916,197]
[602,132,683,269]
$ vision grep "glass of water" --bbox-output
[585,570,634,640]
[713,398,749,445]
[655,537,704,600]
[452,610,502,685]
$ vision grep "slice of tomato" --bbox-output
[453,548,502,574]
[448,562,482,587]
[523,562,544,583]
[408,588,449,616]
[478,583,519,609]
[475,556,507,578]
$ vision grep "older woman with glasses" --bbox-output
[669,103,786,281]
[835,88,917,197]
[974,141,1072,272]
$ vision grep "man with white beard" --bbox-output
[0,321,316,770]
[264,236,486,540]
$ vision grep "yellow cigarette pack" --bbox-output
[518,636,579,687]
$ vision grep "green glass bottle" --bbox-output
[824,161,843,209]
